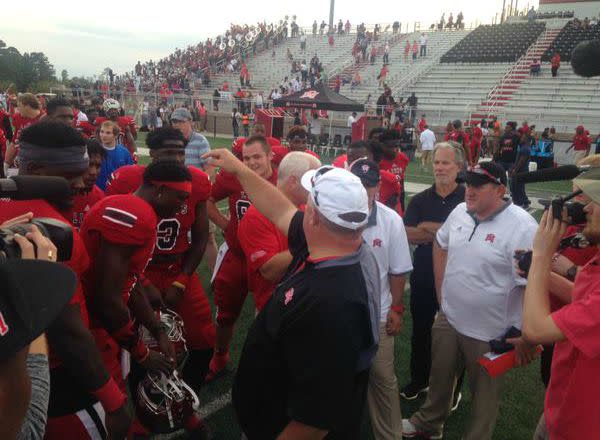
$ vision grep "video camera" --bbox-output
[0,218,73,262]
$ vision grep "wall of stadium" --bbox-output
[539,0,600,18]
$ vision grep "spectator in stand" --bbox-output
[334,76,342,93]
[400,142,465,403]
[370,45,378,65]
[412,40,419,61]
[96,120,134,190]
[347,112,358,128]
[530,59,542,76]
[213,89,221,111]
[383,43,390,64]
[312,20,318,36]
[416,114,427,150]
[566,125,591,162]
[523,165,600,440]
[419,125,436,167]
[232,108,240,138]
[510,130,532,208]
[551,52,561,77]
[328,33,335,47]
[404,40,411,61]
[378,64,389,88]
[393,21,400,34]
[351,71,362,90]
[420,34,428,57]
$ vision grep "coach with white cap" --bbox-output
[203,148,381,440]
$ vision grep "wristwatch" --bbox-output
[566,265,578,281]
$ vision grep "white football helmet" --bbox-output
[140,308,188,367]
[102,98,121,112]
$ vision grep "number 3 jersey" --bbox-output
[210,169,278,254]
[106,164,211,255]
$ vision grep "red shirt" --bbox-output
[551,54,561,68]
[379,170,403,215]
[379,152,409,185]
[95,116,137,154]
[106,164,211,255]
[11,112,43,143]
[210,168,278,253]
[332,154,348,168]
[67,185,105,230]
[547,250,600,440]
[572,133,591,151]
[238,205,289,311]
[444,130,470,147]
[77,120,97,138]
[417,118,427,133]
[80,195,157,306]
[0,199,90,368]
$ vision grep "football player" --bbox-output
[206,135,278,380]
[106,127,215,394]
[95,98,137,156]
[66,139,105,230]
[0,121,131,440]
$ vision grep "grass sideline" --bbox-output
[136,133,548,440]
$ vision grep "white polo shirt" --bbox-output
[436,202,537,341]
[362,202,413,322]
[420,128,436,150]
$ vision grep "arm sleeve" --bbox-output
[552,284,600,358]
[402,194,421,227]
[388,215,413,274]
[97,201,155,246]
[435,214,453,250]
[239,213,284,273]
[16,354,50,440]
[283,298,366,430]
[287,211,307,258]
[210,170,231,202]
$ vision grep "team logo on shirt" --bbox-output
[485,234,496,243]
[0,312,9,336]
[284,288,295,306]
[372,238,383,248]
[250,250,267,263]
[180,204,188,215]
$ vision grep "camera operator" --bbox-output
[0,218,76,440]
[522,166,600,440]
[537,154,600,387]
[0,121,131,440]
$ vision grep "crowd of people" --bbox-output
[1,46,600,440]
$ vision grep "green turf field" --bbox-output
[137,133,551,440]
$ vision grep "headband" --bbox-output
[18,142,89,173]
[151,181,192,193]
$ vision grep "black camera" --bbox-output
[514,249,533,277]
[539,190,586,224]
[0,218,73,261]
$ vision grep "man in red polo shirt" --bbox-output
[238,151,321,312]
[522,167,600,440]
[207,135,279,379]
[566,125,591,163]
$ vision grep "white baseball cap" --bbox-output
[301,166,369,230]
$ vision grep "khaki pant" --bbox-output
[533,414,550,440]
[572,149,587,164]
[421,150,433,166]
[367,323,402,440]
[410,313,505,440]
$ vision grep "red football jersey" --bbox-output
[77,120,97,138]
[210,168,278,253]
[80,195,157,305]
[106,164,211,255]
[380,152,409,185]
[0,199,90,368]
[11,112,44,143]
[379,170,403,215]
[95,116,137,153]
[332,154,348,168]
[238,205,288,311]
[66,185,105,230]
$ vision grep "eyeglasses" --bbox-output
[467,166,502,185]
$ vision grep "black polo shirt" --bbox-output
[233,211,378,440]
[403,184,465,283]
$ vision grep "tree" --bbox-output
[61,69,69,82]
[0,40,57,91]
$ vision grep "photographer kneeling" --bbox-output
[522,166,600,440]
[0,218,77,440]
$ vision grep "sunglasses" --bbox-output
[467,166,502,185]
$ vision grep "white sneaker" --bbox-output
[402,419,443,439]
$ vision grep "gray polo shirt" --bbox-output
[184,131,210,169]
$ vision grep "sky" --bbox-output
[2,0,538,77]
